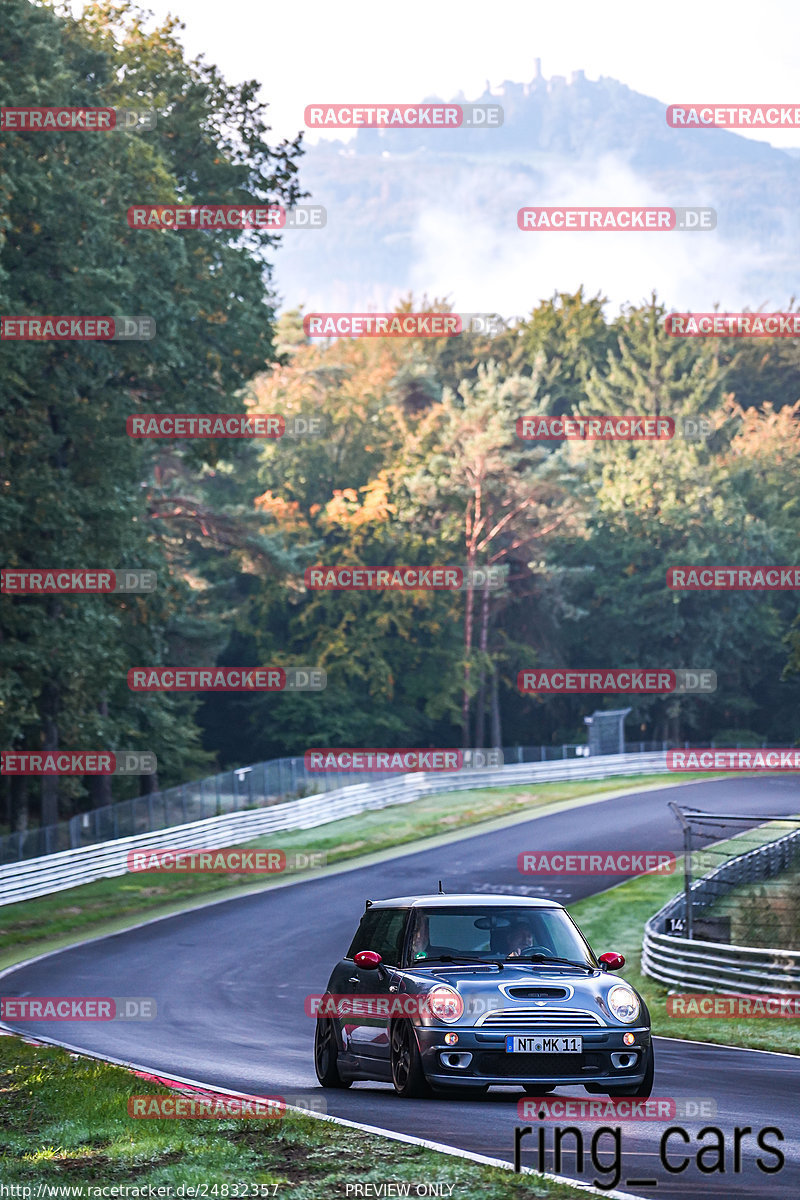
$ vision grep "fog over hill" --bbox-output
[272,64,800,317]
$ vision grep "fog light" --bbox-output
[623,1033,635,1045]
[444,1033,459,1045]
[438,1051,472,1069]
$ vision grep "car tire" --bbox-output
[605,1042,654,1098]
[390,1019,431,1098]
[314,1017,352,1088]
[523,1084,556,1095]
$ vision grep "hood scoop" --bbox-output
[505,986,569,1000]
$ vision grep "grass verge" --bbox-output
[1,772,699,968]
[0,1034,592,1198]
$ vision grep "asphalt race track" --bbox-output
[4,777,800,1198]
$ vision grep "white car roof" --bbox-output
[368,894,565,910]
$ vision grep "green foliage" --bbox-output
[2,2,799,830]
[0,0,302,826]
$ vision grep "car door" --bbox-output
[345,907,409,1065]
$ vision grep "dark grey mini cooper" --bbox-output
[314,894,653,1098]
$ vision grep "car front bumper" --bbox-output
[415,1025,652,1088]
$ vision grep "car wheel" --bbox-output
[314,1017,352,1088]
[390,1019,431,1098]
[523,1084,556,1095]
[606,1042,654,1098]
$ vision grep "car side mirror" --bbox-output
[354,950,383,970]
[598,952,625,971]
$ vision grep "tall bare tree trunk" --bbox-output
[474,584,491,747]
[462,578,474,748]
[10,775,29,833]
[141,769,160,796]
[88,698,113,808]
[490,664,502,749]
[40,695,60,828]
[40,598,63,828]
[88,774,113,808]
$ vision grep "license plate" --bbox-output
[505,1035,582,1053]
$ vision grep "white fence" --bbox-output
[0,752,669,907]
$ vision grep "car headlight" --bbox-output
[427,985,464,1023]
[606,985,640,1023]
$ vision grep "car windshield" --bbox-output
[405,906,596,968]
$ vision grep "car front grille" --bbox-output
[476,1007,605,1029]
[474,1051,602,1078]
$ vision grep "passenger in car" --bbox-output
[408,913,453,961]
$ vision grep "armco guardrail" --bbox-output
[0,751,667,907]
[642,828,800,994]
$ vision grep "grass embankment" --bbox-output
[0,1034,591,1198]
[1,772,695,967]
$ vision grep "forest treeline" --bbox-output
[2,0,799,832]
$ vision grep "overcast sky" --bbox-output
[77,0,800,148]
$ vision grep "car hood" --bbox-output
[395,962,640,1026]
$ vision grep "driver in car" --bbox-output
[505,921,534,957]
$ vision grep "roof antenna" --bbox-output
[438,880,445,893]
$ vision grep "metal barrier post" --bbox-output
[669,800,694,939]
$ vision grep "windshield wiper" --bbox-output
[511,954,594,972]
[418,955,505,971]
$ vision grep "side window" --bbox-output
[346,908,408,965]
[372,908,408,965]
[347,910,383,959]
